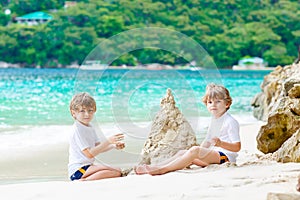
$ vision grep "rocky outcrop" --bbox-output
[256,106,300,153]
[273,129,300,163]
[252,63,300,159]
[139,89,198,165]
[251,66,286,121]
[267,193,300,200]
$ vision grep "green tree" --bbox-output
[15,26,38,66]
[8,0,64,15]
[59,26,98,65]
[0,25,18,62]
[263,44,294,66]
[0,7,10,26]
[94,15,125,38]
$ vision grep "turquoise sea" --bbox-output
[0,68,269,125]
[0,68,270,152]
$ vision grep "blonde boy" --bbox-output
[135,84,241,175]
[68,92,125,181]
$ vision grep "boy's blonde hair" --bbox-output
[202,83,232,110]
[69,92,96,116]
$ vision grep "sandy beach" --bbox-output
[1,121,300,200]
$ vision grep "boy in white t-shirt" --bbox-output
[68,92,125,181]
[135,83,241,175]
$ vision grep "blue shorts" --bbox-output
[219,152,229,164]
[70,165,90,181]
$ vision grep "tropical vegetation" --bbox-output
[0,0,299,68]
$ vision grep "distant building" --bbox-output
[239,57,266,67]
[232,57,272,70]
[15,11,53,25]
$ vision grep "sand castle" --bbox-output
[139,88,198,165]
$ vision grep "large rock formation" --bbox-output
[267,193,300,200]
[273,129,300,163]
[139,89,198,165]
[251,63,300,161]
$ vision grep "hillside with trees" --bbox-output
[0,0,299,68]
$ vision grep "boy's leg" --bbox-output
[160,146,220,173]
[81,165,121,180]
[135,147,220,175]
[136,146,202,175]
[196,147,220,164]
[191,158,209,167]
[155,149,188,166]
[83,169,121,181]
[134,150,188,175]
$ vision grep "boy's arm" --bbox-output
[95,141,116,152]
[83,134,124,158]
[220,141,241,152]
[212,137,241,152]
[82,141,113,159]
[200,140,212,148]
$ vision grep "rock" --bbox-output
[252,63,300,154]
[267,193,300,200]
[256,105,300,153]
[251,66,285,121]
[273,129,300,163]
[251,92,268,121]
[139,89,198,165]
[288,84,300,98]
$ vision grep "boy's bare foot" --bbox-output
[134,165,150,175]
[134,165,164,175]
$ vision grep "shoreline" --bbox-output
[1,121,299,199]
[0,62,195,70]
[0,61,277,71]
[1,119,265,184]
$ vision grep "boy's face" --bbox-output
[71,105,95,126]
[206,98,229,118]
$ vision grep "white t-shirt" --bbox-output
[205,112,240,162]
[68,120,100,177]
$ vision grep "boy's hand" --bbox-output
[109,133,124,144]
[211,137,222,147]
[115,141,125,150]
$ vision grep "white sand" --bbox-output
[1,122,300,200]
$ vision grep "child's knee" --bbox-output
[188,146,200,156]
